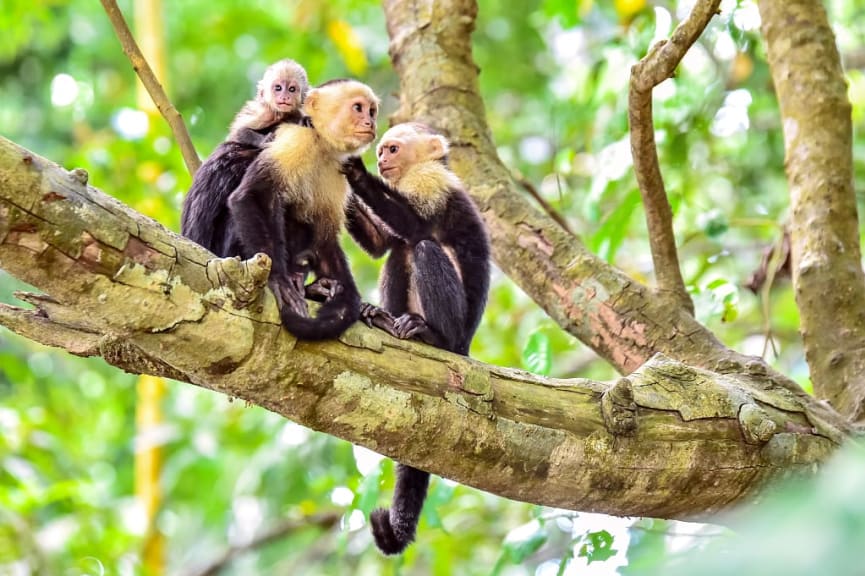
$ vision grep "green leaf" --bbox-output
[353,462,382,516]
[522,330,553,376]
[578,529,617,564]
[621,519,668,574]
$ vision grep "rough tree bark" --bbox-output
[759,0,865,424]
[0,0,860,523]
[0,137,848,519]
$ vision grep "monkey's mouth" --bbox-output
[379,166,397,178]
[275,101,295,110]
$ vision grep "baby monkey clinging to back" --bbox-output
[342,122,491,554]
[180,59,309,257]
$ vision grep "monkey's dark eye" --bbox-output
[274,85,282,92]
[288,86,296,93]
[353,103,363,112]
[389,145,398,154]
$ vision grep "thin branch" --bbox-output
[628,0,722,314]
[186,513,341,576]
[512,172,575,237]
[99,0,201,176]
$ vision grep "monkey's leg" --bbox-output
[408,240,468,352]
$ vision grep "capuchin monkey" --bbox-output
[227,79,379,340]
[341,123,491,554]
[180,59,309,257]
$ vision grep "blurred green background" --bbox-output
[2,0,865,574]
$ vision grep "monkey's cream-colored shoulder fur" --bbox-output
[396,161,462,218]
[263,123,348,237]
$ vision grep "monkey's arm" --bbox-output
[345,194,392,257]
[181,142,262,254]
[341,158,428,240]
[227,164,308,316]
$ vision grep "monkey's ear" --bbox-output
[304,89,320,113]
[426,134,449,160]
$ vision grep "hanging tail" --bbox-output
[370,465,430,555]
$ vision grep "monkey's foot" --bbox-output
[393,313,430,340]
[306,277,344,302]
[361,303,397,334]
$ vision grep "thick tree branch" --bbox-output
[99,0,201,176]
[377,0,825,415]
[628,1,722,314]
[758,0,865,422]
[0,136,849,519]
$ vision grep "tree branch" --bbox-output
[0,136,849,519]
[627,1,722,314]
[99,0,201,176]
[186,513,341,576]
[377,0,823,414]
[758,0,865,422]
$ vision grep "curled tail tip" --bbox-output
[370,507,412,555]
[278,302,358,341]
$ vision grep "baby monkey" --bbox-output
[180,59,309,257]
[342,123,491,554]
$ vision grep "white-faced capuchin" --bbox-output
[227,79,380,339]
[180,59,309,257]
[341,123,491,554]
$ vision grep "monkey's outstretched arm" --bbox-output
[342,158,428,240]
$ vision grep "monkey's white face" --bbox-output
[259,60,308,114]
[377,125,448,185]
[307,81,379,154]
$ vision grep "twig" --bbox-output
[99,0,201,176]
[512,173,575,237]
[628,0,722,315]
[185,512,342,576]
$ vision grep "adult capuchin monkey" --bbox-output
[181,59,309,257]
[227,79,379,340]
[341,122,491,554]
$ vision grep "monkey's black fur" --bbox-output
[343,155,490,554]
[224,135,360,340]
[180,116,304,258]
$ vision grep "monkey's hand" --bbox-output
[340,156,368,180]
[269,275,309,318]
[360,303,397,334]
[305,277,344,302]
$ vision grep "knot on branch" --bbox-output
[69,167,89,185]
[738,403,777,444]
[601,377,637,436]
[446,366,494,419]
[205,253,271,308]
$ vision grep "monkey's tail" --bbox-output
[370,465,430,555]
[279,291,360,340]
